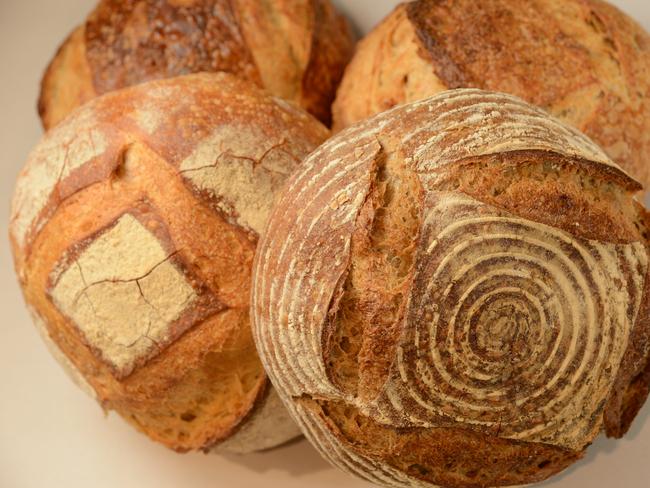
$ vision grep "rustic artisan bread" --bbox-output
[11,72,329,453]
[253,90,650,487]
[39,0,354,130]
[333,0,650,189]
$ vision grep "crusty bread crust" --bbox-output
[39,0,354,130]
[253,90,650,487]
[38,26,95,132]
[333,0,650,189]
[12,73,327,452]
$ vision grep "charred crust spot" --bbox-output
[180,411,197,422]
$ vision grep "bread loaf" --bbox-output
[252,90,650,487]
[39,0,354,129]
[333,0,650,189]
[11,72,329,453]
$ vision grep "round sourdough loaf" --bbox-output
[38,0,354,130]
[10,72,329,453]
[253,90,650,487]
[332,0,650,189]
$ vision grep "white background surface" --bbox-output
[1,1,649,487]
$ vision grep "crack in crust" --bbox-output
[323,140,423,401]
[48,208,224,379]
[12,73,329,452]
[178,139,298,175]
[179,125,311,235]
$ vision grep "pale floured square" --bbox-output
[50,214,197,376]
[180,125,295,234]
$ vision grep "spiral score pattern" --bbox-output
[375,193,647,451]
[251,89,649,487]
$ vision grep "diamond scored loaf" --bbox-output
[10,72,329,453]
[252,90,650,487]
[333,0,650,189]
[39,0,354,129]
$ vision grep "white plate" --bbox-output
[0,1,648,487]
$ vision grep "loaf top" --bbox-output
[39,0,355,128]
[13,72,326,376]
[332,0,650,188]
[11,72,327,451]
[253,89,650,487]
[16,71,326,262]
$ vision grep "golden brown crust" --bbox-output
[406,0,593,105]
[604,202,650,437]
[332,5,448,132]
[435,150,641,243]
[298,0,355,126]
[84,0,261,94]
[333,0,650,189]
[38,0,354,129]
[38,26,96,131]
[13,73,327,452]
[253,90,650,487]
[233,0,312,105]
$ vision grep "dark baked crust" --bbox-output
[406,0,594,107]
[300,398,581,488]
[38,0,354,129]
[333,0,650,189]
[299,0,355,125]
[604,203,650,438]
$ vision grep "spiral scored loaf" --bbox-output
[38,0,354,130]
[10,72,329,453]
[253,90,650,487]
[332,0,650,189]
